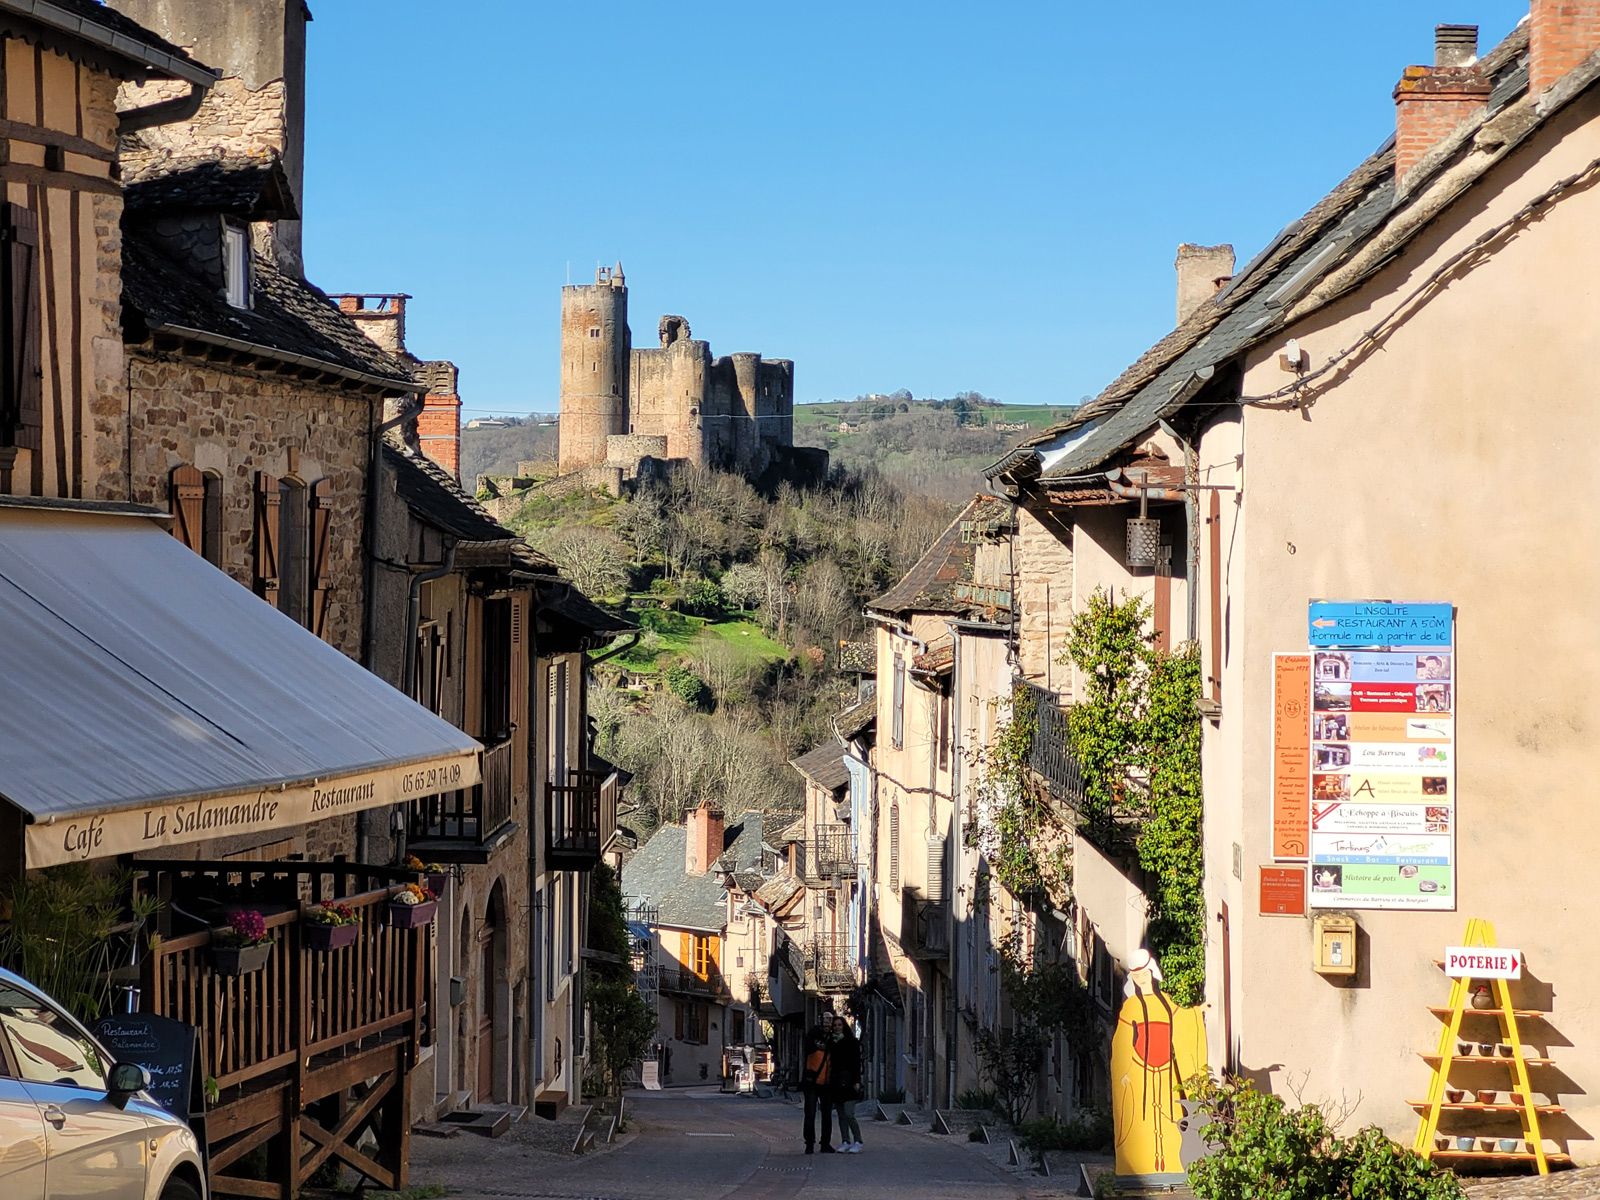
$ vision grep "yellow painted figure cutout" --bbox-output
[1111,949,1208,1183]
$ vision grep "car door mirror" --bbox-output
[105,1062,150,1108]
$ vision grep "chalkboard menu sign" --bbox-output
[91,1013,201,1122]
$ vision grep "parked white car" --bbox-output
[0,966,206,1200]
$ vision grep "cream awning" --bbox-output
[0,501,480,867]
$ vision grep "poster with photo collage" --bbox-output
[1306,602,1455,911]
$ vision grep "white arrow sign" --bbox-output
[1444,946,1523,979]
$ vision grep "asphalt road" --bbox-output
[412,1088,1059,1200]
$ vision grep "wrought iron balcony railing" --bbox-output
[1024,682,1086,812]
[805,825,854,884]
[804,933,856,991]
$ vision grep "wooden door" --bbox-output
[478,935,495,1101]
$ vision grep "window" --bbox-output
[937,689,950,770]
[588,327,600,338]
[676,1001,705,1044]
[0,984,106,1089]
[170,464,223,566]
[223,221,249,308]
[0,202,41,452]
[482,597,512,739]
[729,1009,746,1045]
[415,621,443,713]
[690,934,711,979]
[891,655,905,749]
[277,477,310,626]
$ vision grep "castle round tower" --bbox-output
[558,263,630,476]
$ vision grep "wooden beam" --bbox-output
[301,1039,404,1104]
[0,118,115,162]
[209,1116,285,1173]
[297,1117,395,1189]
[0,160,116,196]
[205,1082,290,1141]
[295,1070,394,1185]
[208,1177,281,1200]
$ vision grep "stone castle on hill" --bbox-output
[557,264,825,489]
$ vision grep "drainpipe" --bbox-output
[946,621,962,1111]
[118,81,210,134]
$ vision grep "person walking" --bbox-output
[801,1021,834,1154]
[827,1013,865,1153]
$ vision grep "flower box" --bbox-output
[212,943,272,976]
[388,899,437,929]
[306,922,360,952]
[426,872,450,897]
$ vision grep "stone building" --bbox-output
[556,265,824,486]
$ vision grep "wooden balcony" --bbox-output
[546,767,618,871]
[408,734,515,862]
[134,859,434,1200]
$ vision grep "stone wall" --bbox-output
[605,433,667,465]
[119,347,374,660]
[558,278,629,475]
[1016,505,1076,694]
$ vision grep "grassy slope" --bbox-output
[619,615,789,674]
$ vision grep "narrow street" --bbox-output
[411,1090,1067,1200]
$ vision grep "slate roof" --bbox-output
[754,872,803,916]
[790,738,850,792]
[988,23,1542,487]
[384,443,514,543]
[122,231,418,390]
[837,640,876,674]
[621,812,764,931]
[124,157,299,221]
[912,636,954,678]
[868,494,1011,617]
[769,816,805,848]
[835,695,875,741]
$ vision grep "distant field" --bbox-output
[619,614,789,674]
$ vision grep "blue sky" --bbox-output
[301,1,1530,414]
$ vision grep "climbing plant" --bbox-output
[1060,588,1206,1006]
[966,684,1072,902]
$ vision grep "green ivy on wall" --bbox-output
[966,683,1072,902]
[1063,588,1206,1006]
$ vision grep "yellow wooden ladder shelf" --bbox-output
[1412,918,1567,1174]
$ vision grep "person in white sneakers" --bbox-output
[827,1013,864,1152]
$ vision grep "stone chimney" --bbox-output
[1393,26,1490,183]
[1175,244,1235,325]
[1530,0,1600,94]
[685,805,725,877]
[334,294,407,355]
[111,0,310,276]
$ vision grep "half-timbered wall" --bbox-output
[0,38,124,501]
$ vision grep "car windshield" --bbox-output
[0,985,108,1090]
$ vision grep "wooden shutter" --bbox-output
[254,472,280,605]
[510,594,528,797]
[889,801,900,892]
[169,465,206,554]
[1,203,40,451]
[309,477,333,641]
[674,1001,684,1041]
[1207,489,1223,703]
[706,936,720,982]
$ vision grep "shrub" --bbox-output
[681,577,723,618]
[662,664,712,709]
[1018,1109,1113,1160]
[1186,1076,1463,1200]
[957,1087,999,1112]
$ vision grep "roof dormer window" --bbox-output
[223,221,250,309]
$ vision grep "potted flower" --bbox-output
[211,909,273,976]
[305,902,361,952]
[387,883,437,929]
[403,855,449,897]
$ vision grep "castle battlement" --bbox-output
[556,266,815,484]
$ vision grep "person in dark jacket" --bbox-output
[800,1021,834,1153]
[826,1013,865,1152]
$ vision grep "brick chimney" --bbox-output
[414,361,463,480]
[1530,0,1600,94]
[685,804,725,876]
[1394,26,1491,182]
[1175,244,1235,325]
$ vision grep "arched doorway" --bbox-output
[479,881,509,1102]
[457,907,472,1095]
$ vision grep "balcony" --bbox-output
[1024,682,1087,812]
[133,859,435,1200]
[546,767,619,870]
[903,896,950,961]
[408,734,515,862]
[804,932,856,993]
[804,824,854,886]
